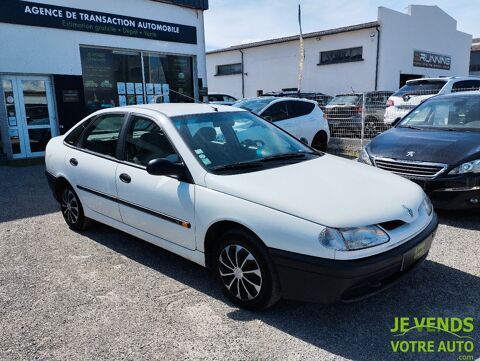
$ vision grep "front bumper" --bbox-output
[410,174,480,210]
[268,213,438,304]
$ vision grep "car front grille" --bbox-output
[373,158,447,179]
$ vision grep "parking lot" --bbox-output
[0,164,479,361]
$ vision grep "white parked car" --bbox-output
[233,97,330,151]
[384,77,480,125]
[45,104,437,310]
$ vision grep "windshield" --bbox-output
[172,111,319,173]
[328,95,361,106]
[398,95,480,131]
[393,80,446,96]
[233,98,273,114]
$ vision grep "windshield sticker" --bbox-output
[195,149,204,154]
[201,157,212,165]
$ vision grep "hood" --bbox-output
[205,155,424,228]
[367,128,480,165]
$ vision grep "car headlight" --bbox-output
[448,159,480,175]
[358,148,372,165]
[319,225,390,251]
[419,195,433,216]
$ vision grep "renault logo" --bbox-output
[406,151,415,157]
[402,205,414,218]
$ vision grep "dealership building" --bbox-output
[0,0,208,160]
[207,5,472,100]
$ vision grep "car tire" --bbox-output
[213,228,281,310]
[311,131,328,152]
[59,185,93,231]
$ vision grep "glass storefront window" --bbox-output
[2,79,21,155]
[80,47,195,115]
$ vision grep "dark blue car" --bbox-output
[359,92,480,210]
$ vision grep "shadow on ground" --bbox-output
[83,223,480,361]
[0,165,58,223]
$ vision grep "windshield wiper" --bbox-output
[400,125,422,130]
[260,151,317,162]
[211,161,264,171]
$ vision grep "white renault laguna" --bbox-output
[45,104,437,310]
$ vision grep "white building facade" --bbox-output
[207,5,472,100]
[0,0,208,160]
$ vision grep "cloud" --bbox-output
[204,0,478,51]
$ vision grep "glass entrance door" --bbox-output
[1,76,58,158]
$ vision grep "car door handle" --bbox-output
[119,173,131,183]
[69,158,78,166]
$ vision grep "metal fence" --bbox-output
[324,86,480,153]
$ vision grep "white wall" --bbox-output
[208,27,378,98]
[0,0,207,82]
[377,5,472,90]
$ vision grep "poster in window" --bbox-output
[146,83,154,95]
[136,95,144,104]
[117,82,126,94]
[8,116,17,126]
[163,95,170,103]
[154,84,162,95]
[135,83,143,94]
[147,95,155,104]
[127,95,136,105]
[162,84,170,95]
[118,95,127,106]
[126,83,135,94]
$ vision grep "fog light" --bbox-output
[469,198,479,205]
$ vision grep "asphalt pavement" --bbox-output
[0,164,479,361]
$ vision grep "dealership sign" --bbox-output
[0,0,197,44]
[413,50,451,70]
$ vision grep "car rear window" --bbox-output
[393,80,447,96]
[328,95,361,106]
[233,98,274,114]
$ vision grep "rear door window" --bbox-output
[288,101,315,118]
[261,101,289,122]
[81,113,125,157]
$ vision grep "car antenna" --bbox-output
[350,86,355,93]
[166,89,218,111]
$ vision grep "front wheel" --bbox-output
[214,229,280,310]
[60,185,93,231]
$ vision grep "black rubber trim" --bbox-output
[76,185,191,228]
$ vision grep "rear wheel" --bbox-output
[311,131,328,152]
[213,229,280,310]
[59,185,93,230]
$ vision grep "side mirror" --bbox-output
[392,117,402,127]
[147,158,186,179]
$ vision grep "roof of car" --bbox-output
[121,103,243,117]
[406,76,480,84]
[238,97,317,103]
[434,90,480,99]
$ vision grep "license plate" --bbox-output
[401,234,433,271]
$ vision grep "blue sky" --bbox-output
[204,0,479,51]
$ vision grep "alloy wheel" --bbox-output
[61,189,79,225]
[218,244,262,301]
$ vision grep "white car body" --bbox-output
[384,77,480,124]
[207,92,237,106]
[45,104,437,307]
[233,97,330,149]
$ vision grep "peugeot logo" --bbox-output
[402,205,414,218]
[406,151,415,157]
